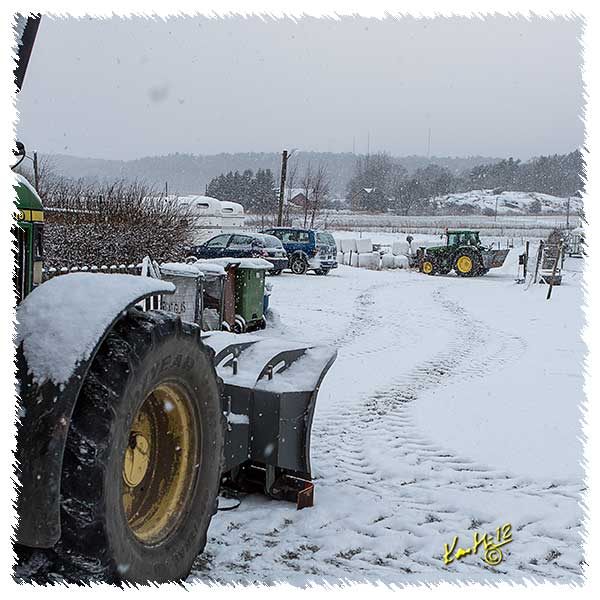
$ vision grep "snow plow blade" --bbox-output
[482,248,510,269]
[203,332,337,508]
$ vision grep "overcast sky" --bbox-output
[16,15,584,160]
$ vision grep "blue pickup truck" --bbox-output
[261,227,338,275]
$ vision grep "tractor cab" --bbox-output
[13,174,44,303]
[446,230,481,248]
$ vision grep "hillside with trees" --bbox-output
[40,152,503,197]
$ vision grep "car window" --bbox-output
[228,234,255,247]
[316,232,335,246]
[206,234,230,248]
[259,235,283,248]
[281,231,297,243]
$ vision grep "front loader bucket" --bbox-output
[203,332,337,508]
[482,248,510,269]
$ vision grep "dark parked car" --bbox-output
[261,227,338,275]
[189,232,288,274]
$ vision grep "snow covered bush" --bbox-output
[43,178,197,268]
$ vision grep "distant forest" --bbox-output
[34,149,583,217]
[42,151,506,197]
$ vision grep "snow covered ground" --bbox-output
[431,189,580,216]
[190,245,585,586]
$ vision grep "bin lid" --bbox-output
[197,257,274,271]
[160,262,205,278]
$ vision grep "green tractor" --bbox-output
[419,230,509,277]
[12,16,336,585]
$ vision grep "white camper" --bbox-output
[176,195,245,244]
[220,200,245,230]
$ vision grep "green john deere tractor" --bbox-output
[419,230,509,277]
[12,15,336,585]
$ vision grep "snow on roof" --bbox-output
[16,273,175,386]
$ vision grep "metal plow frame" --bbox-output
[482,248,510,269]
[203,333,337,509]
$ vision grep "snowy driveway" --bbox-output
[190,255,585,586]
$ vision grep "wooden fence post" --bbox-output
[546,242,563,300]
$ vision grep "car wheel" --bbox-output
[290,256,308,275]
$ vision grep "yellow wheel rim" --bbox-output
[122,383,198,545]
[457,256,473,273]
[422,261,434,274]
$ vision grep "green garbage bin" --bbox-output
[234,264,268,332]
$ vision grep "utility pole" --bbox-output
[495,196,499,222]
[427,128,431,159]
[165,181,168,198]
[33,151,39,190]
[277,149,288,227]
[566,196,571,228]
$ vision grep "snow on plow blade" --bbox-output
[203,332,337,508]
[482,248,510,269]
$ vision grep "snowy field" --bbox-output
[190,244,585,585]
[309,213,579,239]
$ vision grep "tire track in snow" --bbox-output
[310,284,581,582]
[191,278,582,585]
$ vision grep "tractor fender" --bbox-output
[14,273,175,548]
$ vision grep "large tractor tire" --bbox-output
[55,308,224,584]
[454,248,483,277]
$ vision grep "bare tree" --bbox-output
[310,163,330,228]
[301,163,313,228]
[284,159,299,226]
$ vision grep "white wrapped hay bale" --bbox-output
[336,251,344,264]
[356,238,373,254]
[350,252,360,267]
[416,238,440,250]
[392,240,410,256]
[335,237,342,252]
[340,238,357,253]
[381,253,396,269]
[394,255,409,269]
[358,251,380,270]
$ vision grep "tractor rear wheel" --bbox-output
[454,249,482,277]
[55,308,223,584]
